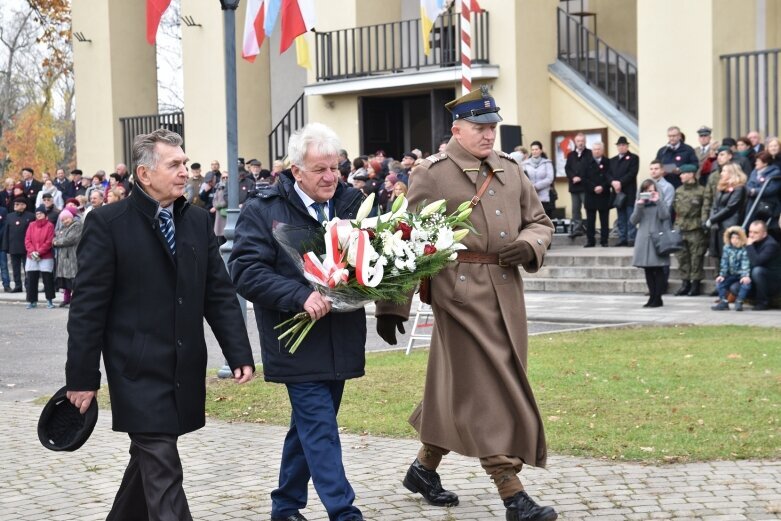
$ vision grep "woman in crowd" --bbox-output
[377,173,398,212]
[389,181,408,211]
[347,156,366,186]
[52,209,82,307]
[521,141,555,218]
[744,151,781,234]
[706,163,747,260]
[106,187,125,204]
[767,137,781,169]
[35,179,64,210]
[630,179,671,308]
[24,205,56,309]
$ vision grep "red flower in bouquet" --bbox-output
[396,221,412,240]
[423,244,437,255]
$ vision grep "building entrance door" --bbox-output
[359,88,455,159]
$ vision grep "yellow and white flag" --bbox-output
[420,0,452,55]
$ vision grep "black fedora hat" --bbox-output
[38,386,98,452]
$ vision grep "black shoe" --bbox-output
[11,287,22,293]
[270,514,308,521]
[600,242,608,247]
[403,459,459,507]
[58,301,69,308]
[753,302,769,311]
[504,491,558,521]
[687,280,701,296]
[627,241,635,247]
[674,281,691,296]
[583,243,595,248]
[614,241,628,247]
[647,298,663,308]
[3,286,10,293]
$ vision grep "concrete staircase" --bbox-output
[524,234,717,294]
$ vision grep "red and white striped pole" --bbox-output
[460,0,472,95]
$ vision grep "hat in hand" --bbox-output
[38,386,98,452]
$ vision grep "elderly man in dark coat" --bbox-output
[230,123,367,521]
[65,129,255,521]
[376,86,557,521]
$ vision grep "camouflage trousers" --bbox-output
[676,229,708,280]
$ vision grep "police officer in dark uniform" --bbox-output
[673,164,708,296]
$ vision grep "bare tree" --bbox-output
[0,8,37,174]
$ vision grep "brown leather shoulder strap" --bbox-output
[470,167,495,207]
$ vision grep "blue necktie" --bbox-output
[312,202,328,222]
[158,209,176,255]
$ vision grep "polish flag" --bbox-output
[242,0,266,62]
[146,0,172,45]
[279,0,315,54]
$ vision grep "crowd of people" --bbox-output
[560,125,781,309]
[0,164,133,307]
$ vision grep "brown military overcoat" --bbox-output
[378,137,554,468]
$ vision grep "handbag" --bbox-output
[651,227,684,255]
[418,276,431,305]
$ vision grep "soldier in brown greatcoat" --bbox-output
[376,86,557,521]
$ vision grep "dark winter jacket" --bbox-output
[583,156,612,210]
[564,148,592,193]
[655,142,698,188]
[229,173,367,383]
[2,210,35,255]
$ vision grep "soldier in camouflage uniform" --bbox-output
[673,164,709,296]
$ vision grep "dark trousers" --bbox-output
[586,208,610,245]
[107,433,192,521]
[9,253,24,288]
[272,381,361,521]
[615,205,637,243]
[750,266,781,305]
[644,267,666,305]
[26,270,55,302]
[0,251,9,288]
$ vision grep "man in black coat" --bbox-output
[230,123,367,521]
[564,132,592,237]
[53,168,74,199]
[65,129,255,521]
[655,125,699,189]
[746,220,781,310]
[20,167,43,210]
[1,197,34,292]
[583,142,612,247]
[610,136,640,246]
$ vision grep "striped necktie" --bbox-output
[312,202,328,223]
[158,209,176,255]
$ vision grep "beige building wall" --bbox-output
[506,0,558,150]
[589,0,637,60]
[637,0,714,167]
[181,2,270,168]
[72,0,157,175]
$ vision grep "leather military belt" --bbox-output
[456,251,505,266]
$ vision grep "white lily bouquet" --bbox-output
[272,193,475,353]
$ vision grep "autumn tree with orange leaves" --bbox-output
[0,0,73,179]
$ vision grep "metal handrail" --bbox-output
[720,48,780,139]
[119,111,185,169]
[268,94,305,166]
[556,7,637,120]
[315,9,490,82]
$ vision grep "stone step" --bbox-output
[527,265,717,280]
[525,277,717,294]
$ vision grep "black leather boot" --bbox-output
[688,280,701,296]
[674,280,691,296]
[504,491,558,521]
[402,459,459,507]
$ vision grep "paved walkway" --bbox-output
[2,288,780,519]
[6,401,781,521]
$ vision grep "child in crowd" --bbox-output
[712,225,752,311]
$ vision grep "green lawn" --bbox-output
[204,325,781,463]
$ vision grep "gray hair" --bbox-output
[592,142,604,150]
[287,123,342,167]
[132,129,183,176]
